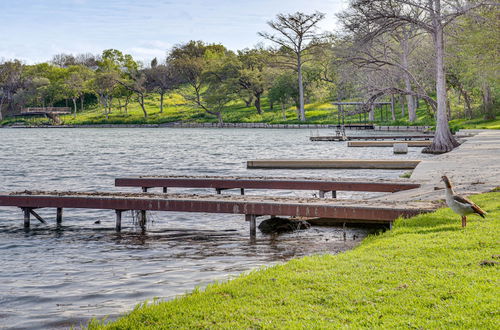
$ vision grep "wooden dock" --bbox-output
[115,176,421,198]
[0,191,437,237]
[247,159,421,170]
[348,141,432,147]
[310,135,434,142]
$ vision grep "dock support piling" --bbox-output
[216,188,221,195]
[115,210,122,232]
[343,222,346,241]
[56,208,63,225]
[163,187,167,194]
[240,188,245,195]
[319,190,325,198]
[246,214,257,238]
[23,208,30,228]
[139,210,147,230]
[332,191,337,198]
[142,187,148,193]
[29,209,47,224]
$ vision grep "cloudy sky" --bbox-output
[0,0,347,64]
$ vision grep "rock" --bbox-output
[258,217,311,234]
[394,143,408,154]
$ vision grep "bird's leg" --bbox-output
[462,216,467,228]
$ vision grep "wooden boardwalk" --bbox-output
[0,191,437,237]
[115,176,421,197]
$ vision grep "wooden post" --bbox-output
[162,187,167,193]
[139,210,146,230]
[318,190,325,198]
[142,187,148,193]
[343,222,346,241]
[23,208,30,228]
[216,188,222,194]
[56,208,63,225]
[246,214,257,238]
[115,210,122,232]
[332,191,337,198]
[240,188,245,195]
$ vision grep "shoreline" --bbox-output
[1,122,433,131]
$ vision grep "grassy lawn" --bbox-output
[90,191,499,329]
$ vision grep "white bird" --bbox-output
[441,175,486,227]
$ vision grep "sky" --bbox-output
[0,0,347,65]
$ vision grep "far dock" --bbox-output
[247,159,421,170]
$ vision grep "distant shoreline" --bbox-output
[1,123,433,131]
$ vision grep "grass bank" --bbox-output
[90,191,499,329]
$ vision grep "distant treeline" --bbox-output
[1,2,498,150]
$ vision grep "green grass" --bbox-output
[89,191,500,329]
[450,117,500,130]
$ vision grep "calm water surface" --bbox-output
[0,128,431,329]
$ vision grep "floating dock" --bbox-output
[310,135,434,142]
[0,191,437,237]
[246,159,421,170]
[115,176,421,197]
[348,141,432,147]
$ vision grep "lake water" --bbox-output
[0,128,431,329]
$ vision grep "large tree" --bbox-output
[259,11,325,121]
[0,60,25,120]
[169,41,239,126]
[144,62,180,114]
[340,0,496,153]
[236,47,271,114]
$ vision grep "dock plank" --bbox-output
[115,176,421,193]
[0,191,437,222]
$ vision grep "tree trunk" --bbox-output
[281,103,287,120]
[400,36,416,122]
[269,100,274,111]
[297,54,306,121]
[244,96,253,108]
[159,92,164,113]
[390,94,396,121]
[124,95,130,115]
[0,97,5,121]
[72,98,77,119]
[400,95,405,117]
[483,83,495,120]
[369,104,375,121]
[254,93,262,115]
[216,112,224,127]
[139,95,148,118]
[104,95,109,120]
[423,12,459,154]
[80,95,84,112]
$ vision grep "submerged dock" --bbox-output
[247,159,421,169]
[0,191,437,237]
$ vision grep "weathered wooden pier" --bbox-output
[247,159,421,170]
[310,135,435,142]
[0,191,436,237]
[348,141,432,147]
[115,176,421,198]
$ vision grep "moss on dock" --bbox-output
[89,191,499,329]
